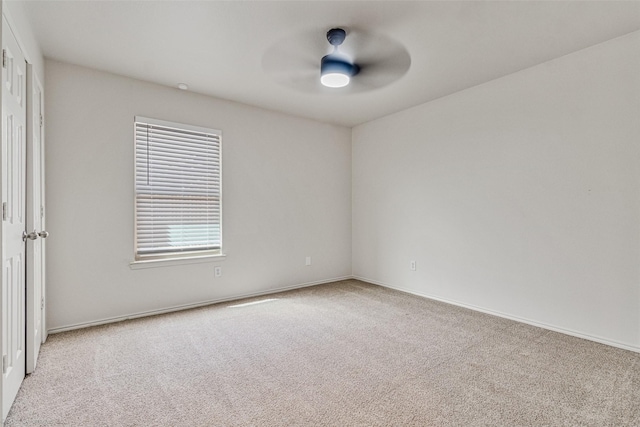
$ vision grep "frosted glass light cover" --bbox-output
[321,72,350,88]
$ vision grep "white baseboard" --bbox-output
[47,275,353,335]
[354,275,640,354]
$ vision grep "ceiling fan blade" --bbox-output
[262,48,319,91]
[354,49,412,89]
[262,28,331,92]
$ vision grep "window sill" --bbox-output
[129,254,226,270]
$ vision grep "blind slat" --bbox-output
[135,149,220,163]
[135,138,221,154]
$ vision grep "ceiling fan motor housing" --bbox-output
[321,55,360,77]
[322,28,360,78]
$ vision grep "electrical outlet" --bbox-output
[305,256,312,266]
[214,266,222,277]
[410,261,416,271]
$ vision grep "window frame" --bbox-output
[132,116,224,266]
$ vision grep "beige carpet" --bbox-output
[6,279,639,426]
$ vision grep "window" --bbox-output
[134,117,222,261]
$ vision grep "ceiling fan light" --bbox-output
[321,72,350,88]
[321,55,356,88]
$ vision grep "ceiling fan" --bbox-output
[320,28,360,88]
[262,27,411,93]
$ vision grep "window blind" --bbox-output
[134,117,221,259]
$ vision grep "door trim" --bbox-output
[25,63,45,374]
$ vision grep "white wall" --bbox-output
[45,60,352,330]
[353,31,640,350]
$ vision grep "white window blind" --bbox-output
[134,117,221,260]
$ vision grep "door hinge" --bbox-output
[2,355,7,374]
[40,114,43,128]
[2,49,6,69]
[2,202,7,220]
[41,205,45,218]
[41,297,45,310]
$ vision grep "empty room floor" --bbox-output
[6,280,639,426]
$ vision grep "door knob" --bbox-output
[38,231,49,238]
[22,230,38,241]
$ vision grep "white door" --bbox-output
[2,16,27,420]
[26,64,46,374]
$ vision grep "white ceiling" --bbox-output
[21,1,640,127]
